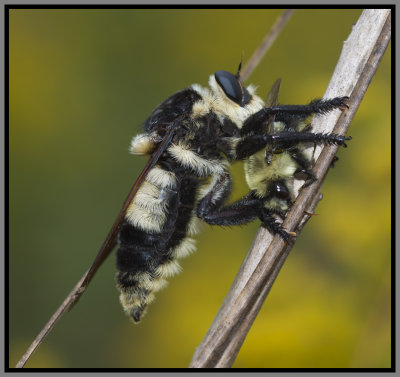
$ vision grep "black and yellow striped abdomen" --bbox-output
[116,163,201,323]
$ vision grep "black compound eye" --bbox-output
[215,70,244,106]
[272,183,290,200]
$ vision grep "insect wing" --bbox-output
[266,78,281,108]
[69,129,176,307]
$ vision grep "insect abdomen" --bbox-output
[116,164,199,323]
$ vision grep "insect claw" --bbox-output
[339,96,350,110]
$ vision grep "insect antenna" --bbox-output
[235,58,243,79]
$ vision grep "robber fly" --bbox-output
[79,64,350,323]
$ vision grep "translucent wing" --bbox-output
[69,128,176,307]
[266,78,281,108]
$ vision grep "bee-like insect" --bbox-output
[113,65,350,323]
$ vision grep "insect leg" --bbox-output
[240,111,273,136]
[196,170,258,225]
[259,207,293,242]
[266,96,349,118]
[290,151,317,186]
[236,132,351,160]
[196,173,292,241]
[270,132,351,147]
[240,96,349,137]
[235,134,271,159]
[199,191,291,241]
[198,192,261,226]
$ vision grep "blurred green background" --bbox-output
[9,9,391,368]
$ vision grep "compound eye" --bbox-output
[272,183,290,200]
[215,70,243,105]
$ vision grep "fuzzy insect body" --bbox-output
[116,68,350,322]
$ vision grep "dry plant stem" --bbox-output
[240,9,295,82]
[14,10,294,369]
[14,272,89,368]
[15,131,176,368]
[209,191,324,367]
[190,9,391,368]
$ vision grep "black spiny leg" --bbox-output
[198,191,261,226]
[269,96,349,119]
[240,96,349,137]
[270,131,351,147]
[259,207,293,243]
[236,131,351,160]
[196,170,260,226]
[196,174,293,242]
[198,192,293,242]
[290,151,317,187]
[240,110,272,136]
